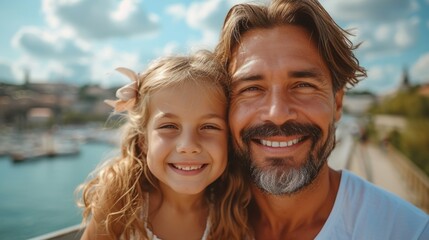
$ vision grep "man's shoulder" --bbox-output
[321,170,429,239]
[340,170,426,216]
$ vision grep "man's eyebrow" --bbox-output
[231,68,327,86]
[289,69,326,79]
[232,73,263,82]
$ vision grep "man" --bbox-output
[215,0,429,239]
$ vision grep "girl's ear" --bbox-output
[142,139,148,152]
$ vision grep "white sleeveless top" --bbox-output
[143,194,211,240]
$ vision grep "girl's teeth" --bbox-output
[261,138,301,148]
[173,164,203,171]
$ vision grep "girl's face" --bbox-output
[146,82,228,195]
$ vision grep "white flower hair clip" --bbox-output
[104,67,138,112]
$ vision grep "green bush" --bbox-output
[370,90,429,176]
[400,119,429,175]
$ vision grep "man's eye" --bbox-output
[243,86,260,92]
[296,82,315,88]
[237,86,261,94]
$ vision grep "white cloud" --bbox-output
[42,0,160,39]
[411,52,429,83]
[162,42,180,55]
[13,56,63,83]
[12,27,89,61]
[9,23,102,85]
[320,0,421,61]
[394,17,419,48]
[186,0,227,31]
[9,0,157,86]
[355,65,402,94]
[322,0,418,22]
[111,0,139,21]
[0,62,15,83]
[91,46,140,87]
[49,62,93,85]
[374,24,391,42]
[10,36,141,86]
[354,17,419,58]
[166,0,232,49]
[165,4,187,20]
[227,0,250,5]
[187,31,219,52]
[11,56,91,86]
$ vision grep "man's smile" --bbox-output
[258,137,305,148]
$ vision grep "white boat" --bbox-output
[9,132,80,162]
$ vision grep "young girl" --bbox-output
[78,50,251,240]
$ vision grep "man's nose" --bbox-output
[176,131,202,154]
[260,91,297,125]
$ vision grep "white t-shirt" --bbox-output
[316,170,429,240]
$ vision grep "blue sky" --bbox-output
[0,0,428,95]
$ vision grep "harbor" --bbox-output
[0,126,121,162]
[0,127,120,240]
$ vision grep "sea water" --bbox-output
[0,142,118,240]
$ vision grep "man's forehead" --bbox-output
[229,26,328,80]
[231,55,263,81]
[228,29,266,72]
[229,31,265,77]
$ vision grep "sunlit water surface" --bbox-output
[0,142,117,240]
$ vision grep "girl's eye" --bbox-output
[159,124,177,129]
[201,124,222,130]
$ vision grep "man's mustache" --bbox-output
[240,121,322,146]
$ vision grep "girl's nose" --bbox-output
[176,131,202,154]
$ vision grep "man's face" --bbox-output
[228,25,344,195]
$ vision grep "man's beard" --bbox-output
[233,121,336,196]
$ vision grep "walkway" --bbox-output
[329,128,429,213]
[345,142,415,202]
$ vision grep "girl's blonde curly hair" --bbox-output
[77,50,251,239]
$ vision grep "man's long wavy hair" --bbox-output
[215,0,367,93]
[77,50,251,239]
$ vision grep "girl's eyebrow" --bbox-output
[152,112,177,121]
[203,113,226,121]
[153,112,226,121]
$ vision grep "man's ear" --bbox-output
[334,88,345,122]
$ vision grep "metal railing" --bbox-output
[28,224,83,240]
[387,146,429,214]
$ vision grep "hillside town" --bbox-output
[0,71,115,129]
[0,73,121,161]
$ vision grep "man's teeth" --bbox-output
[261,138,301,147]
[173,164,203,171]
